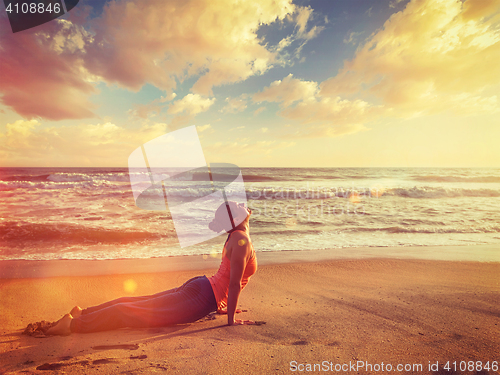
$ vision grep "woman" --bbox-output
[46,201,257,335]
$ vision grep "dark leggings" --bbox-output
[70,276,217,333]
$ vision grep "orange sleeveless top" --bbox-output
[208,232,257,310]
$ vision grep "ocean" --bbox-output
[1,167,500,261]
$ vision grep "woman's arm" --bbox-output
[226,233,252,325]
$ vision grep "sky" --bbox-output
[0,0,499,168]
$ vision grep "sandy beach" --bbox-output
[1,248,499,374]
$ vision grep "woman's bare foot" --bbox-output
[45,314,72,336]
[70,306,83,318]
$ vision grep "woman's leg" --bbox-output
[80,283,184,315]
[70,276,217,333]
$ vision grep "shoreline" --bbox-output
[0,244,498,279]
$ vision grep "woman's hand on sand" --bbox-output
[228,319,265,326]
[229,319,255,325]
[217,308,245,314]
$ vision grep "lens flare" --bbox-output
[285,217,297,228]
[123,279,137,294]
[210,246,221,258]
[238,239,247,246]
[370,185,385,198]
[349,193,361,204]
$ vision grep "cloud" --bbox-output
[1,0,322,120]
[167,94,215,116]
[229,126,245,131]
[462,0,500,20]
[196,124,212,132]
[80,122,121,145]
[220,96,248,114]
[128,93,177,119]
[343,31,364,45]
[278,96,384,137]
[204,138,295,157]
[165,94,215,129]
[254,74,385,137]
[45,19,90,54]
[295,6,313,36]
[321,0,500,117]
[84,0,302,96]
[253,74,318,107]
[254,107,266,116]
[254,0,500,138]
[261,127,268,133]
[0,17,98,120]
[1,120,42,150]
[294,6,323,41]
[128,103,162,120]
[0,118,169,166]
[273,8,324,64]
[389,0,405,8]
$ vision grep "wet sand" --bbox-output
[0,250,499,374]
